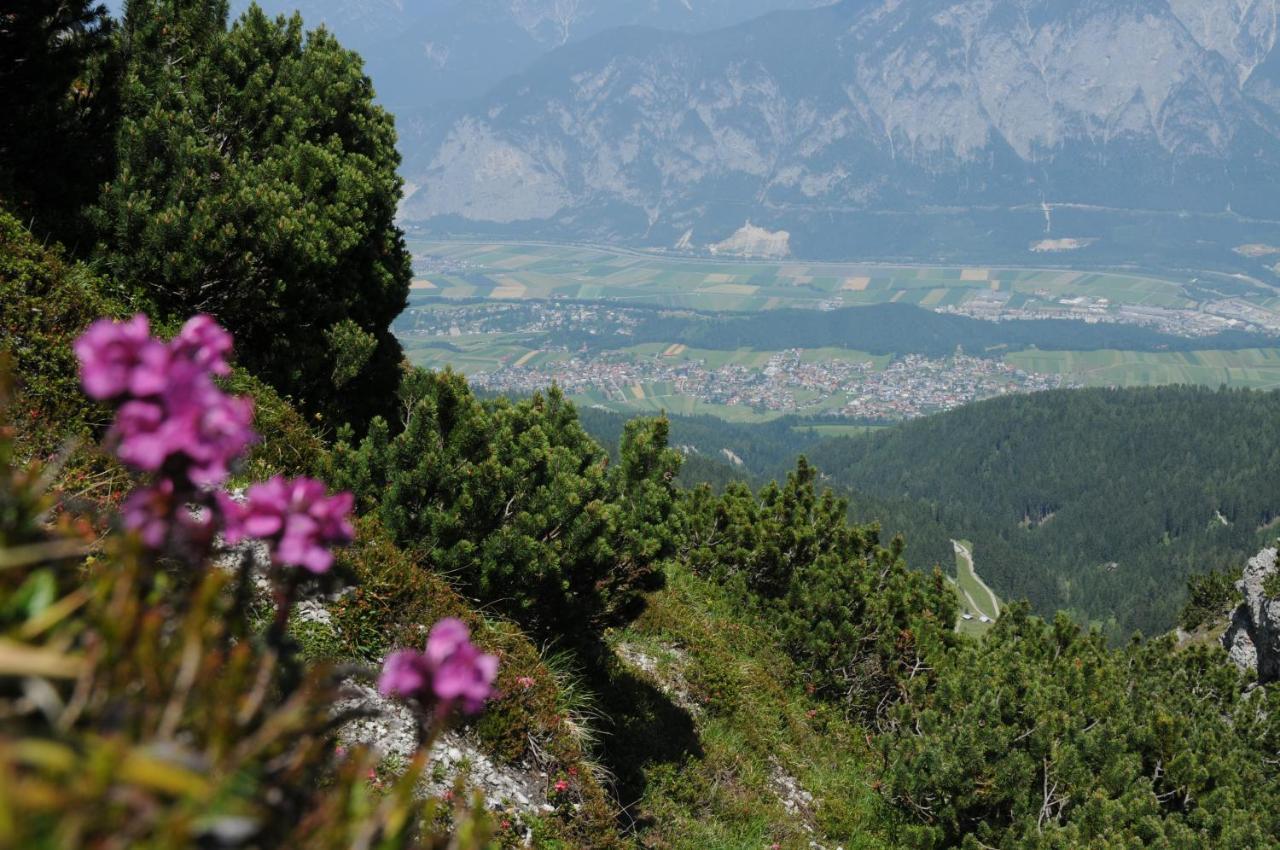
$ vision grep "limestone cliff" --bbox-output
[1222,546,1280,683]
[400,0,1280,264]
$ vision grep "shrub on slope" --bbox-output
[329,370,683,637]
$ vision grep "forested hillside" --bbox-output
[619,304,1274,359]
[806,386,1280,639]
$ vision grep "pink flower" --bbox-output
[378,618,499,715]
[378,649,431,699]
[112,388,255,485]
[112,400,169,470]
[74,315,171,401]
[425,617,471,667]
[170,387,256,486]
[77,314,257,488]
[434,640,500,713]
[170,314,233,377]
[122,479,176,548]
[223,476,355,573]
[516,676,536,689]
[73,313,281,558]
[122,479,215,548]
[554,779,569,793]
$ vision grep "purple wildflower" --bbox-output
[378,618,499,714]
[76,314,257,487]
[435,640,500,713]
[223,476,355,573]
[170,314,233,377]
[425,617,471,667]
[122,479,214,548]
[170,387,256,486]
[122,479,176,548]
[74,315,170,401]
[111,400,169,471]
[110,385,255,484]
[378,650,431,699]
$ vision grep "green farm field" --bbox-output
[410,240,1214,314]
[793,424,889,438]
[1005,348,1280,389]
[951,540,1002,636]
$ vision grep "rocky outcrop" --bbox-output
[1221,547,1280,683]
[335,681,553,816]
[214,529,553,819]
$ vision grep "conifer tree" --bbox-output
[94,0,410,426]
[0,0,118,248]
[329,371,682,637]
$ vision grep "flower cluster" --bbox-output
[222,477,354,573]
[379,618,498,714]
[74,314,353,571]
[76,315,254,487]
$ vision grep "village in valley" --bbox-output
[395,242,1280,422]
[398,300,1073,421]
[467,348,1069,421]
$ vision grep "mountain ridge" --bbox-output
[221,0,835,109]
[401,0,1280,267]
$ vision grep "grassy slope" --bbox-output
[951,540,1000,637]
[603,563,895,849]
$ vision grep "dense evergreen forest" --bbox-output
[575,406,818,483]
[406,299,1273,358]
[621,303,1272,357]
[4,1,1280,848]
[806,386,1280,639]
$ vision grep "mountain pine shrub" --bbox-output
[328,370,681,637]
[675,458,956,721]
[93,0,410,427]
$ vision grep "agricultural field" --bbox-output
[400,241,1280,417]
[792,424,888,438]
[950,540,1002,637]
[399,334,559,374]
[1005,348,1280,389]
[408,240,1224,315]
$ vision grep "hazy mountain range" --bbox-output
[397,0,1280,269]
[221,0,834,109]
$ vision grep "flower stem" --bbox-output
[266,568,300,650]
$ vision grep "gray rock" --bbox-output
[334,680,550,815]
[1222,547,1280,682]
[211,504,552,820]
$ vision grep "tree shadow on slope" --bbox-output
[579,640,703,832]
